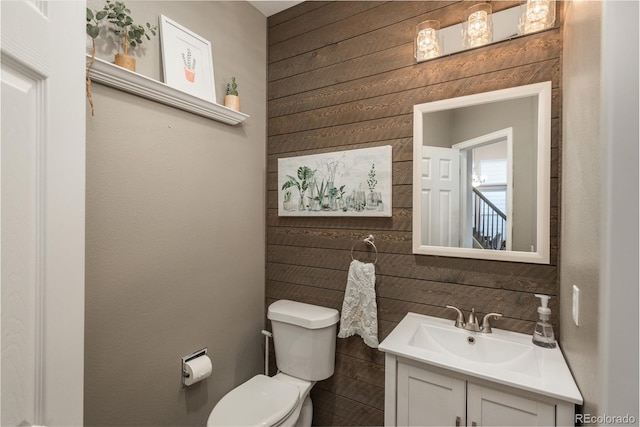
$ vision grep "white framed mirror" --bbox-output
[413,81,551,264]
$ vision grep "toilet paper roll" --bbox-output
[183,355,212,386]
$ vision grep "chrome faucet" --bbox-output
[445,305,503,333]
[465,308,481,332]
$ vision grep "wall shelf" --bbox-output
[86,55,249,125]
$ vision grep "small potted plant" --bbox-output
[103,0,157,71]
[224,76,240,111]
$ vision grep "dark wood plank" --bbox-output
[267,138,413,172]
[268,61,560,136]
[269,1,452,64]
[267,227,413,254]
[315,371,385,410]
[269,1,386,46]
[267,1,330,28]
[268,114,413,155]
[266,206,412,231]
[311,387,384,426]
[269,29,561,101]
[334,352,386,388]
[266,245,557,293]
[313,407,355,427]
[266,264,555,320]
[269,30,561,116]
[270,1,523,80]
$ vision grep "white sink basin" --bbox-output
[378,312,583,404]
[410,322,540,377]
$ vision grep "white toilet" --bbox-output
[207,300,340,427]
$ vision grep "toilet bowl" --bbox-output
[206,373,312,427]
[207,300,339,427]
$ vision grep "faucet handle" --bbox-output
[445,305,465,328]
[481,312,503,333]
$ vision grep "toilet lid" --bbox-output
[207,374,299,427]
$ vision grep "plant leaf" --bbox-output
[96,10,107,20]
[87,24,100,39]
[86,8,94,21]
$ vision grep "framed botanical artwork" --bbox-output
[159,15,215,103]
[278,145,393,217]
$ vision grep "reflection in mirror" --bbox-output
[413,82,551,264]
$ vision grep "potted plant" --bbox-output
[224,76,240,111]
[103,0,157,71]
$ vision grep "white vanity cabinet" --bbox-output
[379,313,582,427]
[389,356,570,427]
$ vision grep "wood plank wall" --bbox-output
[266,2,563,425]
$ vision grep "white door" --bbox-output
[421,146,460,247]
[1,1,85,426]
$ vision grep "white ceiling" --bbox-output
[248,0,303,17]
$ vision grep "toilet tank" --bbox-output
[267,300,339,381]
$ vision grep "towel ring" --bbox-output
[351,234,378,264]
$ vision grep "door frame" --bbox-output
[452,128,513,250]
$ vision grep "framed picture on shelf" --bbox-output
[159,15,215,103]
[278,145,393,217]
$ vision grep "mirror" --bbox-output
[413,82,551,264]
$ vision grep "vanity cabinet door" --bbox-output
[397,362,466,426]
[466,382,555,426]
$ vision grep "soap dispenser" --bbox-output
[532,294,557,348]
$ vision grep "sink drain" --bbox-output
[467,336,476,345]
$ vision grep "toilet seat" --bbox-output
[207,374,300,427]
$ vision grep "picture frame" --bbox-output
[278,145,393,217]
[159,15,216,103]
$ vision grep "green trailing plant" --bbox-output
[86,7,107,40]
[85,1,156,115]
[86,7,107,116]
[103,0,157,56]
[226,76,239,96]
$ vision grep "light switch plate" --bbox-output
[572,285,580,326]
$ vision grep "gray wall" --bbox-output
[561,1,602,415]
[85,2,267,425]
[561,0,639,420]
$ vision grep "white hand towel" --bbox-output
[337,259,379,348]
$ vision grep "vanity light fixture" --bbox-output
[415,20,442,62]
[519,0,556,35]
[462,3,493,49]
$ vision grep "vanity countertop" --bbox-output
[378,312,583,404]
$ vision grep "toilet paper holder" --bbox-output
[181,347,208,386]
